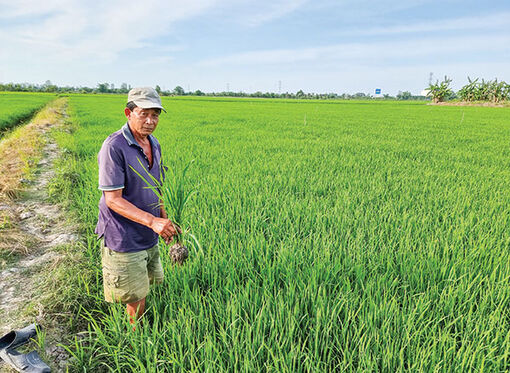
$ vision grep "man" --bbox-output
[95,87,179,324]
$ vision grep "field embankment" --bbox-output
[55,96,510,372]
[0,98,87,372]
[429,101,510,107]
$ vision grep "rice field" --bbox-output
[53,95,510,371]
[0,92,55,134]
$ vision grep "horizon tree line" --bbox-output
[6,78,508,102]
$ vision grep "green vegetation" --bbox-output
[1,82,379,100]
[3,78,510,103]
[427,76,454,103]
[130,158,196,245]
[458,77,510,103]
[50,96,510,371]
[0,92,55,135]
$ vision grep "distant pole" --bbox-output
[278,80,282,94]
[429,72,434,85]
[227,83,230,92]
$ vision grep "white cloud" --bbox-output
[0,0,219,63]
[351,11,510,36]
[242,0,308,26]
[0,0,310,64]
[0,0,66,18]
[197,33,510,67]
[195,10,510,69]
[1,1,508,94]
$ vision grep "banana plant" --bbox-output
[428,76,453,103]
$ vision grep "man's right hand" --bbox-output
[150,217,181,244]
[104,190,182,244]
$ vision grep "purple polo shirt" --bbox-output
[95,123,164,252]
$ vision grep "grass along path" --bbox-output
[0,98,82,372]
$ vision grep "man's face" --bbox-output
[125,107,161,137]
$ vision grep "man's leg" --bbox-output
[125,245,162,328]
[127,297,146,324]
[147,244,164,285]
[101,243,151,326]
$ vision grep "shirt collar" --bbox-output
[121,122,156,148]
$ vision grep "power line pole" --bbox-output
[278,80,282,94]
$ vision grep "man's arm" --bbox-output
[104,189,178,244]
[160,200,167,219]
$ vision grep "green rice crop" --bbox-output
[57,95,510,371]
[0,92,55,135]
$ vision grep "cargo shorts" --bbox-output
[101,242,164,304]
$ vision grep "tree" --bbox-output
[173,86,185,95]
[44,84,58,92]
[155,85,162,94]
[397,91,412,100]
[97,83,110,93]
[428,76,453,103]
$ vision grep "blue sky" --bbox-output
[0,0,508,95]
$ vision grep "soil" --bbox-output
[428,101,510,107]
[0,104,78,372]
[169,242,189,265]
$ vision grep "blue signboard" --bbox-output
[375,88,381,94]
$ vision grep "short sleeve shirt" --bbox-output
[95,123,164,252]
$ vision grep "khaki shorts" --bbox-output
[101,242,164,304]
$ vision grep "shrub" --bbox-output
[428,76,453,103]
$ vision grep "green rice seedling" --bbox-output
[0,92,55,135]
[130,158,196,265]
[57,95,510,371]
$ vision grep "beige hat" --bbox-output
[128,87,166,112]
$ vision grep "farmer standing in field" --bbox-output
[95,87,179,325]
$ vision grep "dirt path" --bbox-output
[0,100,78,372]
[428,101,510,107]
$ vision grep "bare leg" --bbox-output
[126,297,146,326]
